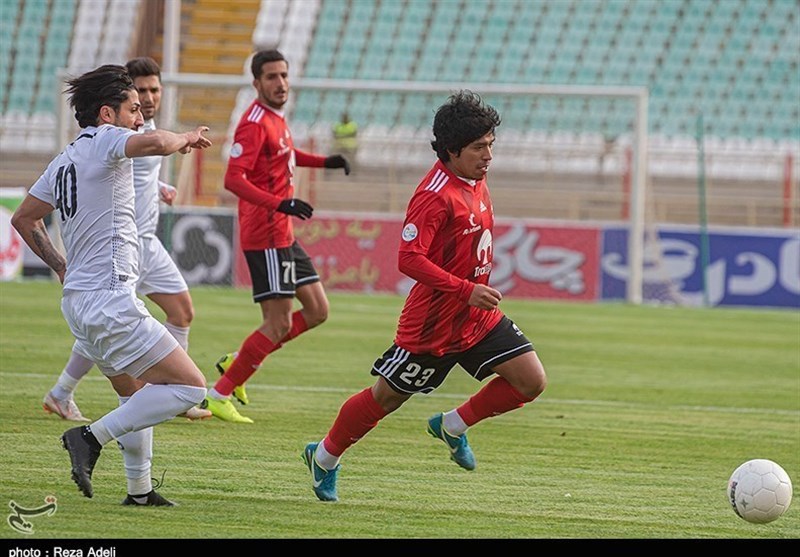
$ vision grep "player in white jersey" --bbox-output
[11,65,213,504]
[42,58,210,424]
[38,58,211,506]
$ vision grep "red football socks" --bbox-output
[456,376,534,427]
[214,330,277,396]
[322,387,388,457]
[281,311,308,343]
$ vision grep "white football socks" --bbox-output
[116,395,154,496]
[51,351,94,400]
[164,322,190,352]
[90,383,206,445]
[443,409,468,437]
[315,439,340,470]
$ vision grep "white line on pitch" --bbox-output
[2,371,797,417]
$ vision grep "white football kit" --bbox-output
[29,124,178,377]
[133,119,188,296]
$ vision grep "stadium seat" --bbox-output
[297,0,800,151]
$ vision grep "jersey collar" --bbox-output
[436,159,482,188]
[256,100,285,119]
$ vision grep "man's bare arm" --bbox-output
[11,195,66,282]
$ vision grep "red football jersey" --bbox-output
[395,160,503,356]
[225,100,326,250]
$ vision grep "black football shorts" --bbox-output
[371,316,534,394]
[245,241,320,302]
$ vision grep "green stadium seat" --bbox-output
[293,0,799,142]
[347,91,373,123]
[7,85,32,113]
[20,0,47,23]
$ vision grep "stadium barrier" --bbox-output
[138,207,800,309]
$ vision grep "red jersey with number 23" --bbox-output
[395,160,503,356]
[225,100,326,250]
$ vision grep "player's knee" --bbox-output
[306,304,328,329]
[180,364,209,389]
[181,304,195,326]
[530,371,547,398]
[514,363,547,400]
[523,366,547,399]
[172,302,194,327]
[372,378,410,413]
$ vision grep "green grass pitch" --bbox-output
[0,280,798,539]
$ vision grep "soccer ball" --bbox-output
[727,459,793,524]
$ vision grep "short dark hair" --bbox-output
[65,65,135,128]
[251,49,288,79]
[125,57,161,81]
[431,90,501,162]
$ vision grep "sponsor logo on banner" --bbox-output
[489,222,599,300]
[601,227,800,308]
[294,215,600,301]
[156,208,235,286]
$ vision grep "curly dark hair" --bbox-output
[65,65,135,128]
[251,49,288,79]
[431,90,501,162]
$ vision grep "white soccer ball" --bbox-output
[727,459,793,524]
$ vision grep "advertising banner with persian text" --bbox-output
[601,226,800,308]
[232,213,601,302]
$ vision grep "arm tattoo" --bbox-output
[31,225,66,275]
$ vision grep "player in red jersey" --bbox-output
[202,50,350,423]
[301,91,548,502]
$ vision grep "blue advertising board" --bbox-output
[601,226,800,308]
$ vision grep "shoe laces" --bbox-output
[152,469,167,490]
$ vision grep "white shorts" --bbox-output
[136,235,188,296]
[63,287,179,378]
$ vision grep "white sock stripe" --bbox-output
[314,440,340,470]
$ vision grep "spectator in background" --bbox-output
[332,111,358,172]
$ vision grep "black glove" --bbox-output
[277,198,314,220]
[324,154,351,175]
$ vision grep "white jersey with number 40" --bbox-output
[28,124,139,291]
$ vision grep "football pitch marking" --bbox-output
[3,371,797,417]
